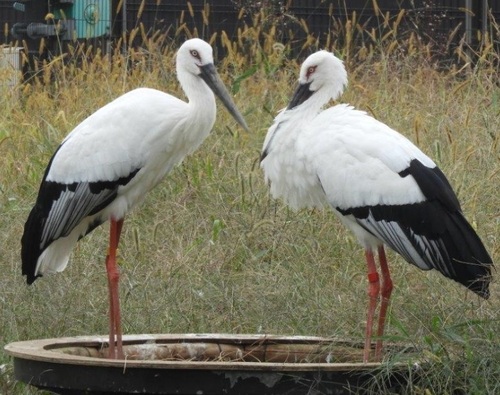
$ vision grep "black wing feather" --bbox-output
[337,159,492,299]
[21,147,140,285]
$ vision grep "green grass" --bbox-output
[1,6,499,394]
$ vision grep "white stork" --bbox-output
[21,38,248,359]
[260,50,492,363]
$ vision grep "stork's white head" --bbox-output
[176,38,214,76]
[175,38,249,131]
[287,50,348,110]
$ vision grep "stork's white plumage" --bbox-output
[260,50,492,363]
[21,38,248,359]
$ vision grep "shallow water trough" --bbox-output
[5,333,419,394]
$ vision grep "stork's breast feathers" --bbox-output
[261,125,328,209]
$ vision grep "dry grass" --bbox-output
[0,3,499,394]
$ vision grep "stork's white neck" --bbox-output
[178,69,217,132]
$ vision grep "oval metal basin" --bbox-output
[4,334,418,394]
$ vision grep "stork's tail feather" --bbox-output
[21,204,45,284]
[445,212,493,299]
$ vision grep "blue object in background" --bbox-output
[54,0,111,39]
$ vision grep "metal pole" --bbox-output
[482,0,488,40]
[122,0,127,55]
[465,0,472,47]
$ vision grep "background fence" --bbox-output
[0,0,499,75]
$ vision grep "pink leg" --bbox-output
[364,249,380,363]
[375,246,393,360]
[106,218,124,359]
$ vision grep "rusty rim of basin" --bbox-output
[4,334,422,395]
[4,333,417,370]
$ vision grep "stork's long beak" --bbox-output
[199,63,249,132]
[287,82,314,110]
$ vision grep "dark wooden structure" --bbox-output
[0,1,498,73]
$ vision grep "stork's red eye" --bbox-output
[306,66,317,78]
